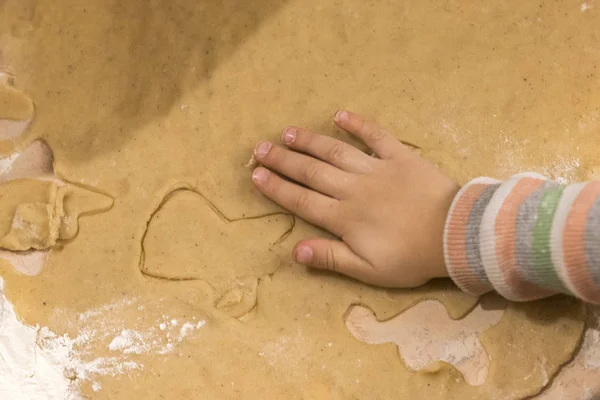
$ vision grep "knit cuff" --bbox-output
[444,178,500,297]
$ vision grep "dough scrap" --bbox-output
[0,179,113,250]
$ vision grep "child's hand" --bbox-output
[251,111,458,288]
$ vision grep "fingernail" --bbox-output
[252,167,269,183]
[281,128,297,145]
[334,110,348,123]
[254,141,272,158]
[294,246,313,263]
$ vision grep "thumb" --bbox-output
[293,239,373,283]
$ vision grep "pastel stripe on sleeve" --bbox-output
[477,175,520,300]
[529,184,567,293]
[550,182,587,298]
[584,197,600,286]
[562,181,600,303]
[515,182,549,285]
[444,178,500,295]
[483,175,557,300]
[447,174,600,304]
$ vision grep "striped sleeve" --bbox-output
[444,173,600,304]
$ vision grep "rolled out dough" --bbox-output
[0,0,597,398]
[0,80,34,121]
[141,187,293,286]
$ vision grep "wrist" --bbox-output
[427,181,460,280]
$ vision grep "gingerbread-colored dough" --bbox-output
[0,79,34,121]
[0,179,113,250]
[141,187,292,287]
[0,0,597,398]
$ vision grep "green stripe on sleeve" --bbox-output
[530,186,566,292]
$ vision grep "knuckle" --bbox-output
[301,163,320,184]
[354,116,366,131]
[365,127,386,143]
[324,247,338,272]
[326,142,347,163]
[292,191,311,212]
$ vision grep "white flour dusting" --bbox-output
[1,278,80,399]
[581,329,600,369]
[108,329,150,355]
[493,138,581,184]
[580,306,600,370]
[77,297,137,322]
[0,152,19,175]
[106,316,206,357]
[0,277,206,399]
[442,335,477,366]
[539,306,600,398]
[542,158,581,184]
[179,322,195,340]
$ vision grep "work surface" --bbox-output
[1,0,600,399]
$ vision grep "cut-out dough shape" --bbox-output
[0,179,113,250]
[141,188,293,317]
[346,296,507,386]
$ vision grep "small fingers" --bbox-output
[252,167,342,235]
[254,141,350,198]
[334,110,405,159]
[293,239,376,284]
[280,127,373,174]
